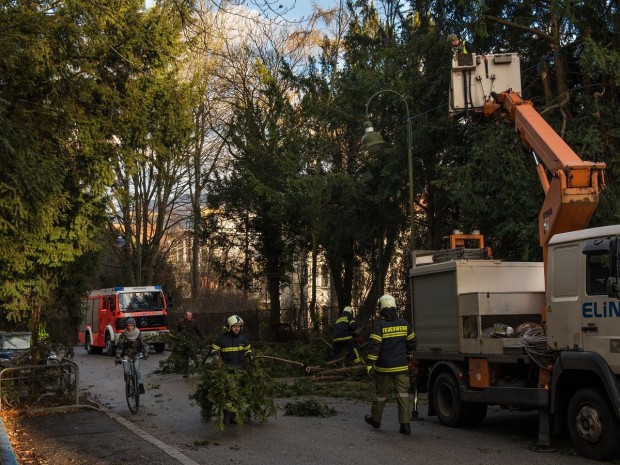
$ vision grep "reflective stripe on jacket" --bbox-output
[333,314,358,342]
[367,317,415,373]
[212,331,252,368]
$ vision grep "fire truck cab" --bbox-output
[79,285,170,355]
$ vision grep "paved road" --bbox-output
[69,348,604,465]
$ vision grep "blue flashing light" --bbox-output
[154,285,162,290]
[113,287,125,292]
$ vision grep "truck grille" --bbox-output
[116,315,168,331]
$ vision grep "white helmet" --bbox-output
[227,315,244,330]
[342,306,353,315]
[377,294,396,311]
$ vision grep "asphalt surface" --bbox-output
[1,404,192,465]
[0,392,604,465]
[0,349,609,465]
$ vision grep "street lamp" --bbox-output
[114,233,142,285]
[361,90,416,268]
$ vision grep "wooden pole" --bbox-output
[254,355,304,367]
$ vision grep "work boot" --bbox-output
[139,384,145,394]
[399,423,411,435]
[364,415,381,429]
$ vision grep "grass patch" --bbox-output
[283,398,336,417]
[274,377,374,401]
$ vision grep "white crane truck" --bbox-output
[410,51,618,460]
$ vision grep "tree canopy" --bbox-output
[2,0,619,337]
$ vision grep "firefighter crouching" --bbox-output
[331,306,363,365]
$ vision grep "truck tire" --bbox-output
[432,372,469,427]
[86,335,102,355]
[568,387,620,460]
[105,333,115,357]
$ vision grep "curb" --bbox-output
[0,416,18,465]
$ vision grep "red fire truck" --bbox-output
[79,285,170,355]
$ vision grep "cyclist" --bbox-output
[115,318,149,394]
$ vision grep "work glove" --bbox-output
[366,365,374,376]
[115,357,122,365]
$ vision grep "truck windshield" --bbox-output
[119,292,164,311]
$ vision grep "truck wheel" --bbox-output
[568,387,620,460]
[86,335,102,355]
[154,343,165,353]
[432,372,469,427]
[105,334,115,357]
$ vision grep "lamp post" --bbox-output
[361,90,416,268]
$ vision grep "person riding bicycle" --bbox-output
[115,317,149,394]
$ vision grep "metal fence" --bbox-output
[0,360,79,411]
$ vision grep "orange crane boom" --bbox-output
[484,91,606,268]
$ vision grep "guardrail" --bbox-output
[0,360,79,411]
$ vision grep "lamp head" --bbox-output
[115,235,126,247]
[361,120,385,153]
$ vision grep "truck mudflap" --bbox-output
[552,351,620,417]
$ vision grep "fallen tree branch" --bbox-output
[326,356,346,366]
[309,365,366,377]
[254,355,304,367]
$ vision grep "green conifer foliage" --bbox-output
[191,363,276,432]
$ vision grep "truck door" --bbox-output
[582,238,620,373]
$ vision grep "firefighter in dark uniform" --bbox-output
[364,294,416,435]
[211,315,253,424]
[331,306,362,364]
[211,314,253,368]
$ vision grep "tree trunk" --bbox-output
[309,232,320,331]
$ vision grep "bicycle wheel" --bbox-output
[133,367,140,412]
[125,364,139,413]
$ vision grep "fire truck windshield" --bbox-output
[119,292,164,312]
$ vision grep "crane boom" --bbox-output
[484,91,606,266]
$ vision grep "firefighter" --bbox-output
[364,294,416,435]
[331,306,362,365]
[211,315,253,368]
[211,315,253,424]
[447,33,487,61]
[115,317,150,394]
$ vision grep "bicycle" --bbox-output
[118,355,142,413]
